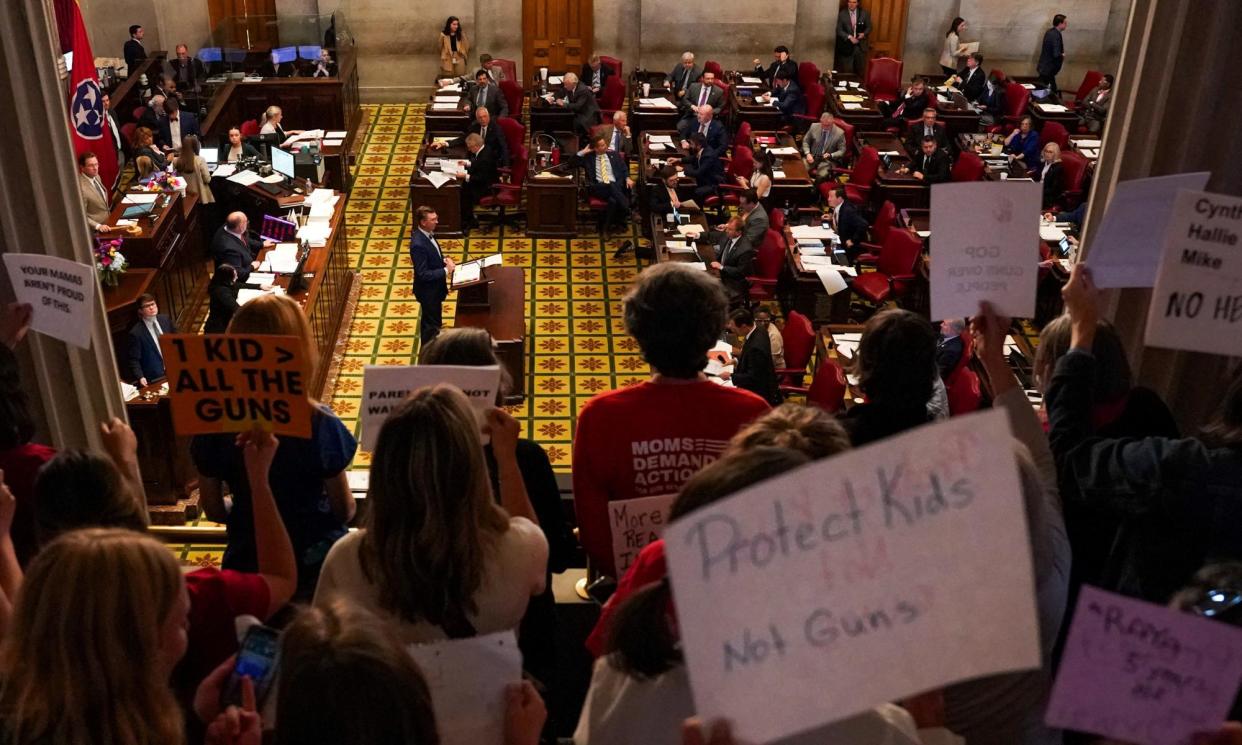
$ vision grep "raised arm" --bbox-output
[486,408,537,524]
[239,429,297,616]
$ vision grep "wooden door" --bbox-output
[523,0,593,82]
[844,0,908,61]
[208,0,279,50]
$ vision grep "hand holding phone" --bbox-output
[220,624,281,710]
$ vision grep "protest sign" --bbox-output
[2,254,95,349]
[160,334,311,437]
[1046,586,1242,745]
[611,493,677,575]
[359,365,502,451]
[663,408,1039,744]
[1085,172,1210,288]
[408,631,521,745]
[929,181,1041,321]
[1144,190,1242,357]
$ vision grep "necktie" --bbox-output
[724,238,737,262]
[429,232,442,259]
[478,87,485,107]
[851,9,857,33]
[813,130,826,157]
[698,86,708,106]
[598,154,611,184]
[148,320,163,358]
[924,155,930,171]
[481,125,487,142]
[700,122,708,136]
[94,177,107,201]
[612,130,619,150]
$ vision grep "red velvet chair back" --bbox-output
[499,79,524,120]
[240,119,260,137]
[489,58,518,83]
[600,55,623,82]
[1040,120,1069,150]
[509,145,529,187]
[496,117,526,167]
[1003,82,1030,121]
[1060,150,1089,194]
[712,80,732,116]
[733,120,752,150]
[767,207,785,234]
[598,75,625,115]
[807,359,848,413]
[120,123,138,153]
[756,229,785,281]
[131,106,147,122]
[837,119,856,161]
[864,57,903,102]
[990,68,1006,82]
[946,367,982,415]
[951,151,986,182]
[798,61,820,92]
[949,330,973,379]
[853,146,880,187]
[781,311,816,373]
[872,200,896,244]
[878,227,923,278]
[804,82,826,118]
[704,60,724,78]
[1074,70,1104,103]
[732,145,755,181]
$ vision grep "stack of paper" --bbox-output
[212,163,237,178]
[1039,103,1069,113]
[676,224,703,238]
[640,97,677,109]
[326,131,348,139]
[791,224,839,241]
[434,95,460,104]
[668,246,698,255]
[297,223,330,247]
[816,267,849,295]
[798,241,827,255]
[648,134,675,144]
[246,272,277,287]
[262,244,301,273]
[1039,224,1067,242]
[120,381,139,402]
[453,262,481,285]
[259,173,285,184]
[227,170,262,186]
[431,102,460,111]
[843,102,864,110]
[283,129,325,147]
[800,255,838,269]
[836,340,859,359]
[839,94,866,103]
[768,146,799,156]
[122,193,159,205]
[307,189,339,208]
[741,76,762,84]
[438,82,462,92]
[649,143,668,152]
[421,170,453,189]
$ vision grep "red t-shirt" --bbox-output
[572,379,768,577]
[179,568,271,689]
[585,539,668,656]
[0,443,57,567]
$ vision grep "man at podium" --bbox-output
[410,206,455,346]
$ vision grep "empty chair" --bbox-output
[840,146,880,205]
[478,145,527,231]
[746,229,786,305]
[775,310,816,388]
[499,79,524,120]
[850,228,923,306]
[704,60,724,78]
[600,54,623,82]
[1039,120,1069,150]
[855,200,897,263]
[951,151,986,182]
[864,57,903,103]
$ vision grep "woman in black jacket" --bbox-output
[203,263,240,333]
[1033,141,1065,209]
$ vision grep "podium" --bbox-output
[453,266,527,403]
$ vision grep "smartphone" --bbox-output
[220,624,281,709]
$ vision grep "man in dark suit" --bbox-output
[1037,14,1067,94]
[835,0,871,75]
[456,133,499,230]
[905,107,949,156]
[825,184,869,260]
[158,98,200,153]
[582,134,633,237]
[580,56,615,96]
[677,132,724,204]
[432,106,509,166]
[708,216,755,304]
[885,77,931,120]
[679,70,724,122]
[668,52,701,99]
[211,212,272,285]
[752,46,797,86]
[907,136,951,184]
[554,72,601,138]
[677,105,727,155]
[124,25,147,71]
[465,69,509,118]
[733,189,769,248]
[410,206,454,346]
[979,73,1007,126]
[167,45,204,93]
[937,318,967,380]
[126,293,175,386]
[722,308,781,405]
[950,53,987,102]
[770,72,806,124]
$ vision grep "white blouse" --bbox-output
[940,32,961,68]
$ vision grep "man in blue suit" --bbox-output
[126,294,176,386]
[1037,14,1067,94]
[158,97,201,153]
[582,134,633,239]
[410,206,454,346]
[677,132,724,204]
[677,105,727,156]
[770,72,806,124]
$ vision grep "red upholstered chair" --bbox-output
[856,200,897,263]
[864,57,903,103]
[951,150,986,182]
[120,123,138,154]
[479,145,527,230]
[499,79,524,121]
[840,146,880,205]
[496,117,526,169]
[1057,151,1090,210]
[488,58,518,83]
[837,119,857,164]
[1066,70,1104,108]
[775,311,816,388]
[745,229,786,305]
[712,80,732,117]
[600,55,623,82]
[1001,82,1030,128]
[240,119,260,137]
[704,60,724,78]
[131,106,147,122]
[767,206,785,234]
[797,61,820,92]
[802,359,849,412]
[946,367,982,415]
[794,82,826,132]
[703,145,755,212]
[850,228,922,306]
[990,68,1006,82]
[598,75,625,121]
[732,121,752,151]
[1040,120,1069,150]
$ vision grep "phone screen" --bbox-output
[221,625,281,709]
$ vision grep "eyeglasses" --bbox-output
[1190,588,1242,621]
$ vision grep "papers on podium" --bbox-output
[260,243,301,273]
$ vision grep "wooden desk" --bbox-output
[526,134,579,238]
[213,171,314,231]
[628,73,682,135]
[1027,99,1080,130]
[528,75,575,132]
[782,223,853,325]
[408,135,467,238]
[929,89,981,138]
[858,132,928,209]
[125,386,196,506]
[728,75,784,131]
[425,91,472,133]
[454,266,527,402]
[957,133,1036,180]
[1067,134,1103,166]
[825,74,887,132]
[815,324,867,405]
[750,132,816,207]
[651,213,713,264]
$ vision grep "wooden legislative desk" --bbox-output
[526,131,579,237]
[408,134,467,238]
[857,132,928,210]
[108,53,168,126]
[824,74,886,132]
[728,74,784,131]
[627,71,682,136]
[454,266,527,402]
[528,74,575,133]
[781,222,853,326]
[750,132,816,207]
[425,90,472,133]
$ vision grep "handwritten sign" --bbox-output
[408,631,521,745]
[1045,586,1242,745]
[1144,190,1242,357]
[2,254,95,349]
[611,494,676,575]
[663,409,1039,745]
[160,334,311,437]
[1085,172,1211,288]
[359,365,501,451]
[929,181,1041,321]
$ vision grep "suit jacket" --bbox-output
[1038,27,1064,77]
[836,7,873,53]
[410,229,449,303]
[583,149,628,192]
[126,314,174,383]
[955,66,986,102]
[158,112,201,150]
[683,118,728,156]
[259,60,298,78]
[681,82,724,114]
[893,91,931,119]
[123,39,147,71]
[755,59,798,85]
[210,226,262,284]
[596,124,634,160]
[905,122,950,156]
[912,149,951,184]
[464,145,501,202]
[980,82,1007,119]
[714,234,756,292]
[681,149,724,190]
[204,283,240,334]
[167,57,205,90]
[580,63,615,93]
[668,64,702,96]
[803,123,847,161]
[138,106,164,136]
[558,83,601,134]
[1082,85,1111,118]
[1034,161,1065,208]
[832,201,869,251]
[450,121,509,167]
[78,172,112,229]
[1005,130,1042,169]
[741,205,770,249]
[733,328,781,405]
[467,81,510,118]
[135,145,167,171]
[772,80,806,118]
[649,183,681,216]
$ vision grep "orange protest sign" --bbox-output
[159,334,312,438]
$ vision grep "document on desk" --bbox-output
[668,246,699,255]
[676,224,704,238]
[480,253,503,267]
[260,244,301,273]
[768,146,799,156]
[647,134,675,144]
[297,224,330,247]
[639,97,677,109]
[431,102,460,111]
[741,76,763,84]
[259,173,285,184]
[326,130,348,139]
[433,95,460,103]
[228,170,262,186]
[799,255,838,269]
[1085,172,1210,288]
[121,193,159,205]
[421,170,455,189]
[1039,224,1066,242]
[838,94,866,103]
[211,163,237,178]
[648,142,668,152]
[843,102,864,110]
[452,262,481,285]
[246,273,277,287]
[1039,103,1068,113]
[322,139,344,147]
[791,224,839,241]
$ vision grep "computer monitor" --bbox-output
[297,45,322,61]
[223,48,247,64]
[198,47,223,64]
[62,51,73,73]
[270,146,295,180]
[201,146,219,168]
[271,47,298,65]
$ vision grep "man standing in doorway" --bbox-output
[410,206,454,346]
[835,0,871,75]
[1038,14,1067,95]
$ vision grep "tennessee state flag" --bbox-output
[66,0,118,189]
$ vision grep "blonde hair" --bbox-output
[135,155,155,178]
[0,529,185,745]
[1043,141,1062,161]
[726,403,851,460]
[263,105,283,124]
[227,293,319,389]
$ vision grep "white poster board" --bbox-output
[664,409,1040,744]
[929,181,1042,321]
[360,364,501,451]
[1144,190,1242,357]
[2,253,96,349]
[408,631,522,745]
[611,493,677,575]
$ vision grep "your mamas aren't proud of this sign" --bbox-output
[160,334,312,438]
[2,254,95,349]
[664,408,1040,745]
[1145,190,1242,357]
